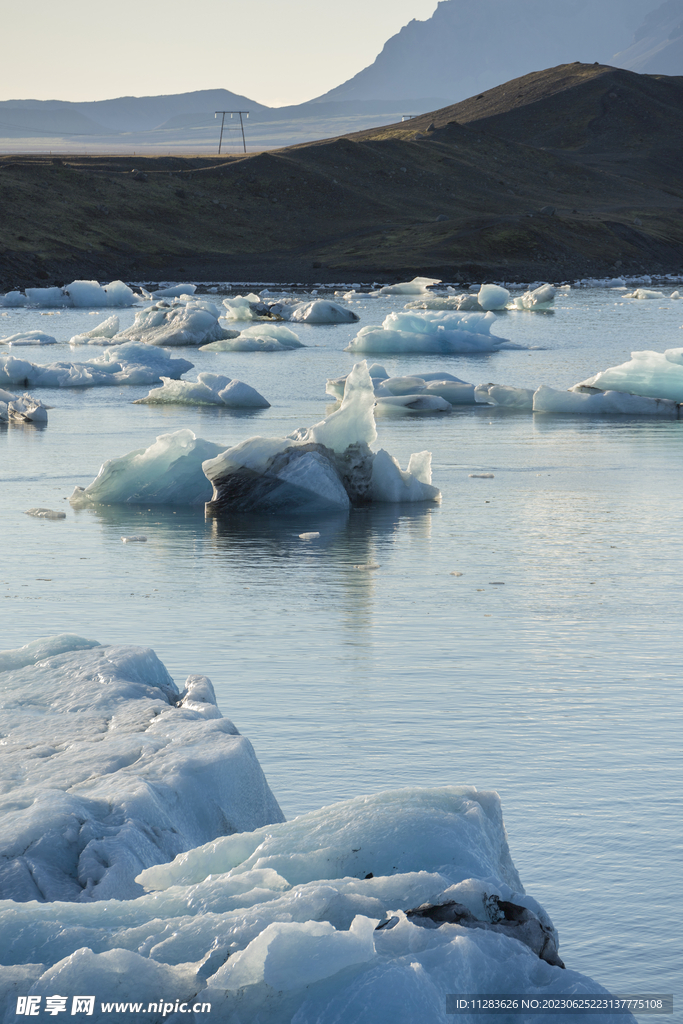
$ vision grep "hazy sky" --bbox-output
[2,0,438,106]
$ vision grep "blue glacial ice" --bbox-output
[135,373,270,408]
[0,280,138,308]
[575,347,683,403]
[203,361,440,513]
[0,344,193,389]
[536,384,681,417]
[70,430,225,507]
[346,310,521,354]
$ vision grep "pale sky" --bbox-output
[2,0,438,106]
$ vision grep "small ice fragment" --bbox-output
[469,473,494,478]
[121,535,147,543]
[489,582,505,585]
[299,532,320,541]
[25,508,66,519]
[450,571,464,576]
[354,562,380,570]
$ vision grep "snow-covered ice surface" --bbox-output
[347,310,521,354]
[1,285,681,1020]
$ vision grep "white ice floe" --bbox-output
[113,300,230,347]
[511,284,556,309]
[136,373,270,409]
[326,368,474,407]
[372,275,441,296]
[405,293,483,311]
[623,288,665,300]
[575,348,683,404]
[69,315,120,345]
[290,300,359,324]
[203,361,440,514]
[0,780,634,1023]
[478,284,510,310]
[221,293,263,321]
[24,507,64,519]
[0,344,192,389]
[152,284,197,298]
[0,331,57,347]
[200,324,303,353]
[347,310,519,354]
[1,280,139,308]
[534,385,680,417]
[0,636,283,904]
[70,429,225,507]
[475,383,536,410]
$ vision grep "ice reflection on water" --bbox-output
[1,288,681,1015]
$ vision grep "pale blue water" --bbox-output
[1,288,681,1018]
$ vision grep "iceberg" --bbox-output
[221,293,264,321]
[4,280,139,308]
[475,383,536,410]
[203,362,440,515]
[372,275,441,296]
[405,292,483,311]
[1,393,48,423]
[0,636,283,903]
[113,299,230,347]
[575,348,683,403]
[478,284,510,310]
[290,300,359,324]
[327,368,474,406]
[623,288,665,300]
[69,315,120,345]
[152,284,196,298]
[534,385,680,417]
[0,331,57,346]
[70,429,225,507]
[200,323,303,352]
[135,373,270,409]
[346,310,519,354]
[0,343,192,389]
[0,780,635,1022]
[512,284,556,309]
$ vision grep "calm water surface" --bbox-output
[1,288,681,1018]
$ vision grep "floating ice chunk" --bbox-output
[406,293,483,311]
[19,280,138,308]
[623,288,665,300]
[290,300,359,324]
[0,640,283,901]
[121,535,147,542]
[0,331,56,346]
[69,315,120,345]
[8,394,48,422]
[373,276,441,296]
[671,291,681,300]
[24,507,64,518]
[70,429,226,507]
[374,394,452,416]
[203,362,439,514]
[575,348,683,403]
[478,284,510,311]
[0,291,29,307]
[0,344,192,388]
[136,373,270,409]
[299,531,320,540]
[221,294,263,320]
[152,283,197,298]
[534,385,680,417]
[200,323,303,352]
[475,383,536,409]
[24,286,70,308]
[114,300,229,347]
[347,310,517,354]
[512,284,556,309]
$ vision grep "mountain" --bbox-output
[310,0,656,106]
[614,0,683,73]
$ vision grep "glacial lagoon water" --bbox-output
[1,287,681,1018]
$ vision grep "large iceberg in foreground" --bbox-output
[575,348,683,403]
[0,344,192,389]
[135,373,270,409]
[203,362,440,514]
[0,780,634,1024]
[347,311,519,354]
[70,430,225,507]
[0,636,283,904]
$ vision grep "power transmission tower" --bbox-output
[215,111,249,154]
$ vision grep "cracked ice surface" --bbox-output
[0,637,283,904]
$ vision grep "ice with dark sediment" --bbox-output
[0,280,138,308]
[200,324,304,352]
[113,298,233,347]
[575,347,683,404]
[203,361,440,514]
[135,373,270,409]
[0,392,48,423]
[346,310,521,354]
[0,344,193,388]
[0,635,283,904]
[70,430,225,507]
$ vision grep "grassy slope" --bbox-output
[1,64,682,287]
